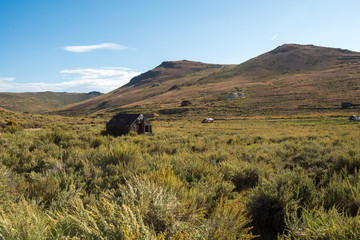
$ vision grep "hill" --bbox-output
[0,91,102,113]
[55,44,360,117]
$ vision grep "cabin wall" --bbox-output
[106,125,130,136]
[130,122,139,133]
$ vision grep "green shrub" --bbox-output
[119,176,202,237]
[231,166,260,192]
[99,143,142,168]
[205,198,255,240]
[321,173,360,216]
[56,193,154,239]
[331,152,360,175]
[26,173,61,206]
[6,120,18,126]
[281,206,360,239]
[47,128,72,147]
[0,198,57,239]
[246,172,315,239]
[91,136,105,148]
[3,124,23,134]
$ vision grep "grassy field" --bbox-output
[1,111,360,239]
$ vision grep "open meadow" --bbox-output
[1,111,360,239]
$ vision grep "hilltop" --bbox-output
[54,44,360,117]
[0,91,102,113]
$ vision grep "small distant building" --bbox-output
[349,115,360,121]
[106,113,152,136]
[342,102,360,109]
[181,100,192,107]
[201,118,214,123]
[342,102,353,109]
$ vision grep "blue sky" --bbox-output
[0,0,359,93]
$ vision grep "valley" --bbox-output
[1,44,360,239]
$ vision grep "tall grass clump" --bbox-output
[0,198,57,239]
[281,206,360,239]
[119,176,203,238]
[246,171,316,239]
[221,161,262,192]
[99,142,143,168]
[321,172,360,216]
[204,198,255,240]
[56,193,153,239]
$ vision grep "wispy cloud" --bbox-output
[0,68,142,93]
[272,35,278,40]
[0,75,15,91]
[0,76,15,82]
[63,43,135,53]
[59,67,142,92]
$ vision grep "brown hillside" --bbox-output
[0,91,102,113]
[235,44,359,75]
[54,44,360,117]
[55,60,231,115]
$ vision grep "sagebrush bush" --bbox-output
[321,172,360,216]
[99,143,142,168]
[56,193,154,239]
[246,172,315,239]
[0,198,56,239]
[205,198,255,240]
[119,176,203,237]
[231,165,259,192]
[281,206,360,239]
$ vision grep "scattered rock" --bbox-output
[168,85,179,91]
[181,100,192,106]
[225,92,244,100]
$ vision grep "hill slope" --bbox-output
[0,91,102,113]
[55,44,360,116]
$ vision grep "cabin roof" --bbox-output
[107,113,144,127]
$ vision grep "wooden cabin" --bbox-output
[106,113,152,136]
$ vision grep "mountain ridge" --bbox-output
[49,44,360,116]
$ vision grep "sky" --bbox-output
[0,0,360,93]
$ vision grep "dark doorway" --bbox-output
[138,122,144,134]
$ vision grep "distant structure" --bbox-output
[201,118,214,123]
[181,100,192,107]
[349,115,360,121]
[342,102,360,109]
[106,113,152,136]
[151,83,160,88]
[225,92,244,100]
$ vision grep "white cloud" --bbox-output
[0,75,16,92]
[272,35,278,40]
[0,68,142,93]
[0,76,15,82]
[63,43,135,53]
